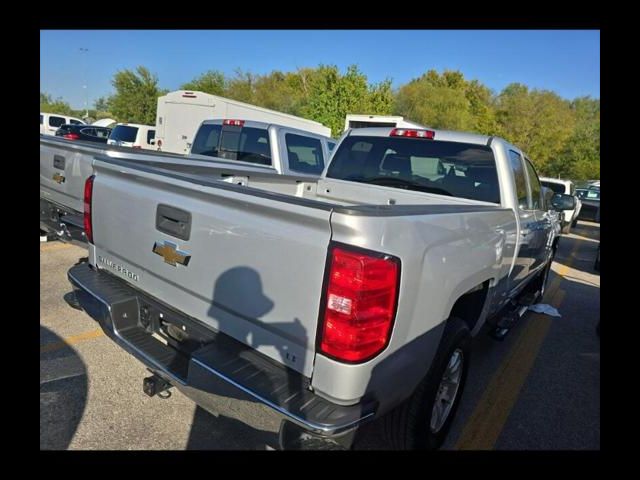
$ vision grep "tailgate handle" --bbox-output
[156,204,191,241]
[53,155,65,170]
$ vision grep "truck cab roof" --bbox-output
[343,126,493,146]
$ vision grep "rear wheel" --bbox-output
[383,317,471,450]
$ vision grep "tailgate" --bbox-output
[40,138,102,212]
[90,159,333,377]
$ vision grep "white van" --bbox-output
[107,123,156,150]
[40,112,86,136]
[344,114,426,132]
[155,90,332,154]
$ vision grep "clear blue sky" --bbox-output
[41,30,600,110]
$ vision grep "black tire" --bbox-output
[572,218,578,228]
[383,317,471,450]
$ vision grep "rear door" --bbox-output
[90,160,332,377]
[523,157,550,274]
[507,149,536,293]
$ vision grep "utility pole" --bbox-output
[80,48,89,120]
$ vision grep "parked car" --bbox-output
[40,119,336,245]
[576,187,600,222]
[40,112,85,136]
[68,125,574,450]
[54,124,112,143]
[156,90,332,154]
[539,177,582,233]
[107,123,156,150]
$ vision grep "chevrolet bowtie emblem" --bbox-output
[53,173,65,184]
[152,241,191,267]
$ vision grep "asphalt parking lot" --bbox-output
[40,221,600,450]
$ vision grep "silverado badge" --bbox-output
[152,241,191,267]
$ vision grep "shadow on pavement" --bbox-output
[40,325,88,450]
[186,406,278,450]
[556,224,600,277]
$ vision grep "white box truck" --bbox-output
[155,90,332,154]
[344,114,426,132]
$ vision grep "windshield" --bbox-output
[326,135,500,203]
[109,125,138,143]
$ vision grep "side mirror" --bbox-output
[551,193,576,211]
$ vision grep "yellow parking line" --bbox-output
[40,242,73,252]
[454,238,581,450]
[40,328,104,354]
[455,289,565,450]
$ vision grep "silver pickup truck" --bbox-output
[67,126,574,449]
[40,119,335,245]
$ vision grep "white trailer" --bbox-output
[155,90,332,154]
[344,114,426,132]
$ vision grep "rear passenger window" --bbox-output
[69,119,83,125]
[524,158,543,210]
[49,116,65,128]
[40,114,43,125]
[220,127,272,165]
[285,133,325,174]
[147,130,155,145]
[509,150,529,209]
[191,124,222,157]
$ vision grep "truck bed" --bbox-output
[87,154,515,385]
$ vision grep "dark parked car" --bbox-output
[55,124,112,143]
[576,187,600,222]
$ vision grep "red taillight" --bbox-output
[390,128,435,139]
[223,119,245,127]
[319,245,400,363]
[64,133,80,140]
[83,175,95,243]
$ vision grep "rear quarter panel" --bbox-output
[311,207,516,409]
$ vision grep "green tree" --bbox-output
[550,97,600,180]
[40,92,74,116]
[394,70,496,133]
[181,70,226,96]
[495,84,575,174]
[299,65,393,136]
[225,69,256,104]
[251,70,307,115]
[106,66,166,124]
